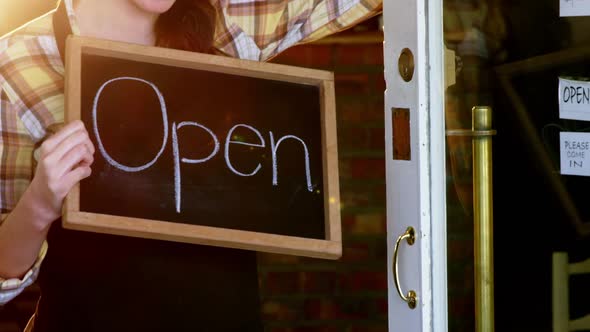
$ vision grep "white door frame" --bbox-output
[384,0,447,330]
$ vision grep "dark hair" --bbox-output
[155,0,217,53]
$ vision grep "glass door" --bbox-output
[443,0,590,331]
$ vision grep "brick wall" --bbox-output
[260,34,388,332]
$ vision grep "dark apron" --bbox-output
[35,223,262,332]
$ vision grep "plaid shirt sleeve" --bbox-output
[213,0,383,61]
[0,14,62,305]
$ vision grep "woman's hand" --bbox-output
[28,120,95,228]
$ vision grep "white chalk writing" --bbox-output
[93,77,314,213]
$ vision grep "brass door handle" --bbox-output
[392,226,418,309]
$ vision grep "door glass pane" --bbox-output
[444,1,590,331]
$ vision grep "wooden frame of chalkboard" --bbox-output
[63,36,341,259]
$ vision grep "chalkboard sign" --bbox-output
[63,36,341,259]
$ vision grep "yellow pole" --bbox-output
[472,106,495,332]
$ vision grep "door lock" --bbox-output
[398,48,415,82]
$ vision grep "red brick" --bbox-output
[372,74,386,95]
[374,240,388,261]
[304,328,341,332]
[362,100,385,122]
[341,190,371,210]
[339,271,388,292]
[349,325,388,332]
[270,50,295,65]
[368,127,385,150]
[304,298,340,320]
[338,159,352,179]
[273,46,311,66]
[376,297,388,319]
[364,44,384,66]
[274,44,337,69]
[342,215,356,232]
[341,242,371,262]
[266,272,299,294]
[299,271,338,293]
[335,45,365,66]
[270,328,340,332]
[334,71,369,85]
[339,126,369,150]
[350,159,385,179]
[372,182,386,204]
[343,213,385,236]
[309,45,335,68]
[291,327,341,332]
[338,100,367,123]
[335,73,370,95]
[342,300,375,320]
[258,252,301,265]
[304,298,371,320]
[262,300,302,321]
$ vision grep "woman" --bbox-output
[0,0,381,331]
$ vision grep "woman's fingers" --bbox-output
[61,165,92,192]
[28,121,96,221]
[40,120,85,154]
[48,130,93,164]
[58,144,94,177]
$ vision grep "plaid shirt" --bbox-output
[0,0,382,306]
